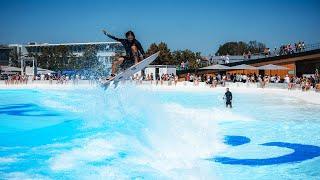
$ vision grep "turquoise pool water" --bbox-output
[0,86,320,179]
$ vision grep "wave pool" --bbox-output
[0,86,320,179]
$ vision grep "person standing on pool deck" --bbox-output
[224,88,233,108]
[102,29,145,78]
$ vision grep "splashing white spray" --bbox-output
[40,85,252,179]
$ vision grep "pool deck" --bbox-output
[0,80,319,105]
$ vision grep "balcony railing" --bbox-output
[177,42,320,70]
[221,42,320,63]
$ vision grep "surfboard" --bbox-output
[103,51,160,89]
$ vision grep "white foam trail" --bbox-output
[42,100,82,113]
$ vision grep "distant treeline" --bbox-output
[8,40,267,72]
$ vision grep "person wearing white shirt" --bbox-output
[284,75,290,83]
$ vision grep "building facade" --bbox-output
[224,49,320,77]
[5,41,123,71]
[22,42,122,64]
[0,46,12,66]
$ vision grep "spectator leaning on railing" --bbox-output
[240,41,309,59]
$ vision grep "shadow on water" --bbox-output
[0,103,59,117]
[212,135,320,166]
[0,103,82,147]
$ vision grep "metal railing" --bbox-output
[177,42,320,70]
[222,42,320,63]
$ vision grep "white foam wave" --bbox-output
[164,103,254,122]
[49,138,116,171]
[36,85,253,178]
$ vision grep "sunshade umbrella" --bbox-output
[257,64,289,70]
[200,64,230,70]
[37,67,55,74]
[229,64,258,70]
[257,64,289,76]
[37,70,53,75]
[25,66,56,75]
[229,64,258,74]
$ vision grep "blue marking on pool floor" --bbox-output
[224,136,250,146]
[213,136,320,166]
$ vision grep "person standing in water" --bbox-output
[224,88,233,108]
[102,29,145,79]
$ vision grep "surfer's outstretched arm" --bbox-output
[102,29,123,42]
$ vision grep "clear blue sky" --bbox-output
[1,0,319,55]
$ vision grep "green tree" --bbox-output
[172,49,202,68]
[29,45,76,71]
[180,49,202,69]
[146,43,159,56]
[54,45,71,71]
[247,41,266,54]
[146,42,172,65]
[31,46,49,69]
[9,48,20,67]
[215,41,266,56]
[146,42,203,69]
[81,45,98,69]
[171,50,183,65]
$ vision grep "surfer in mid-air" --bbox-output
[102,29,145,79]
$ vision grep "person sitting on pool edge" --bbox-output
[102,29,145,79]
[224,88,233,108]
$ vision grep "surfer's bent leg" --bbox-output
[111,57,124,74]
[131,45,140,64]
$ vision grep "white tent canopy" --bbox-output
[200,64,230,70]
[229,64,258,70]
[1,66,56,75]
[37,69,56,75]
[25,66,55,75]
[257,64,289,70]
[0,66,21,72]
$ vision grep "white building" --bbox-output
[135,65,176,79]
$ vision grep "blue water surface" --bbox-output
[0,87,320,179]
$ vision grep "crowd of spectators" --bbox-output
[287,75,317,91]
[3,73,82,85]
[2,68,319,92]
[242,41,306,59]
[243,51,252,60]
[277,41,305,56]
[132,73,179,86]
[4,74,29,85]
[183,72,319,91]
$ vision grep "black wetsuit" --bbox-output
[107,34,145,59]
[225,91,232,107]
